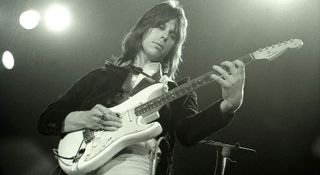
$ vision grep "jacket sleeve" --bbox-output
[175,91,234,147]
[37,69,100,136]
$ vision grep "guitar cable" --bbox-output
[53,139,86,162]
[53,149,74,160]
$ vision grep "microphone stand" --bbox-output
[199,140,256,175]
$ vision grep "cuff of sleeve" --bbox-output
[38,110,70,136]
[205,99,235,128]
[182,99,235,146]
[218,101,235,125]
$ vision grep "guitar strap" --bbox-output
[105,60,161,96]
[126,65,162,96]
[127,64,159,83]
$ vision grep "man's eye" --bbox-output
[170,33,176,39]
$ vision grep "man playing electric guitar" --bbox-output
[38,1,245,175]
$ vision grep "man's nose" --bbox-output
[160,30,169,41]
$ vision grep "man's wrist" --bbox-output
[220,100,237,114]
[62,111,84,133]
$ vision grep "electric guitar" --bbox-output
[56,39,303,175]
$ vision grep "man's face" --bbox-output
[141,19,177,62]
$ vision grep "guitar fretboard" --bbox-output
[134,53,255,116]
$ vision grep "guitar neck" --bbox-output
[134,53,255,116]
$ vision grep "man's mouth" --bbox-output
[153,42,163,49]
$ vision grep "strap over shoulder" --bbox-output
[176,76,190,85]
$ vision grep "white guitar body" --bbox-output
[58,83,166,175]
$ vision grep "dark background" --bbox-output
[1,0,319,174]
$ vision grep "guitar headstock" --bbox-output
[251,39,303,61]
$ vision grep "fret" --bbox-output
[134,54,256,116]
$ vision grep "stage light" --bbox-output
[2,51,15,70]
[266,0,300,7]
[273,0,294,6]
[44,4,70,31]
[19,9,40,30]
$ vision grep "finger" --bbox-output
[93,104,106,116]
[95,104,119,118]
[95,116,104,124]
[100,121,123,128]
[104,114,122,123]
[94,104,105,109]
[103,126,118,131]
[221,61,236,75]
[211,74,232,88]
[212,65,231,80]
[94,104,108,113]
[92,108,103,117]
[95,122,117,131]
[106,111,120,118]
[234,60,245,76]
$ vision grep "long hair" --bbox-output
[114,1,188,79]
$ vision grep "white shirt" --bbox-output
[96,62,168,175]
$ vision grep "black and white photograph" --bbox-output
[0,0,319,175]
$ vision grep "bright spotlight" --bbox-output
[2,51,15,70]
[19,9,40,30]
[44,4,70,31]
[273,0,294,6]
